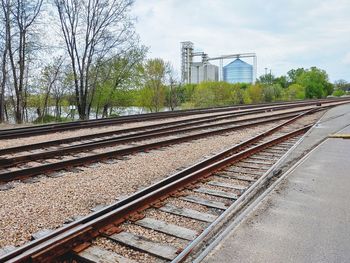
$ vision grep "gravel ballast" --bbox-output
[0,111,325,248]
[0,122,279,247]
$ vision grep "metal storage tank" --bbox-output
[223,58,253,83]
[190,62,219,84]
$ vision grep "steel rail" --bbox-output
[0,110,310,168]
[0,98,347,139]
[0,109,318,181]
[1,123,311,263]
[0,109,314,262]
[0,103,318,156]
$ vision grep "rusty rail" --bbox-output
[0,104,315,157]
[0,108,318,182]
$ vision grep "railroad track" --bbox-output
[0,107,320,262]
[0,104,331,184]
[0,98,348,139]
[0,102,322,156]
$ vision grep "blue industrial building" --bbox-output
[223,59,253,84]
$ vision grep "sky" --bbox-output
[132,0,350,82]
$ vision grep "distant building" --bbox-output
[223,58,253,84]
[190,62,219,84]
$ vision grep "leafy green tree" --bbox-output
[137,58,169,112]
[258,73,275,85]
[92,46,146,117]
[296,67,333,98]
[287,68,306,83]
[274,76,289,89]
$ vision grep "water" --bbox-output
[5,106,178,123]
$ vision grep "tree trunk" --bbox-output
[0,45,7,123]
[102,104,109,118]
[4,102,8,122]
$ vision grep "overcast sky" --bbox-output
[132,0,350,82]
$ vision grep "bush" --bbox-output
[246,84,263,103]
[262,84,283,102]
[192,81,248,108]
[284,84,305,100]
[332,89,346,97]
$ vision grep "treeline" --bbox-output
[134,65,348,111]
[4,55,350,122]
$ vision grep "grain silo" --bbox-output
[190,62,219,84]
[180,41,257,84]
[223,58,253,83]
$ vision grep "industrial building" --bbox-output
[180,41,257,85]
[223,59,253,83]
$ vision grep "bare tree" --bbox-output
[36,56,64,121]
[54,0,135,120]
[1,0,43,123]
[0,0,10,122]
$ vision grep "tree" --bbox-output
[334,79,350,91]
[54,0,136,120]
[165,64,180,111]
[52,65,74,120]
[258,72,275,85]
[287,68,305,84]
[296,67,333,98]
[138,58,169,112]
[1,0,43,123]
[274,75,289,89]
[36,57,64,122]
[92,46,146,118]
[0,0,10,122]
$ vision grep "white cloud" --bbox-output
[132,0,350,81]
